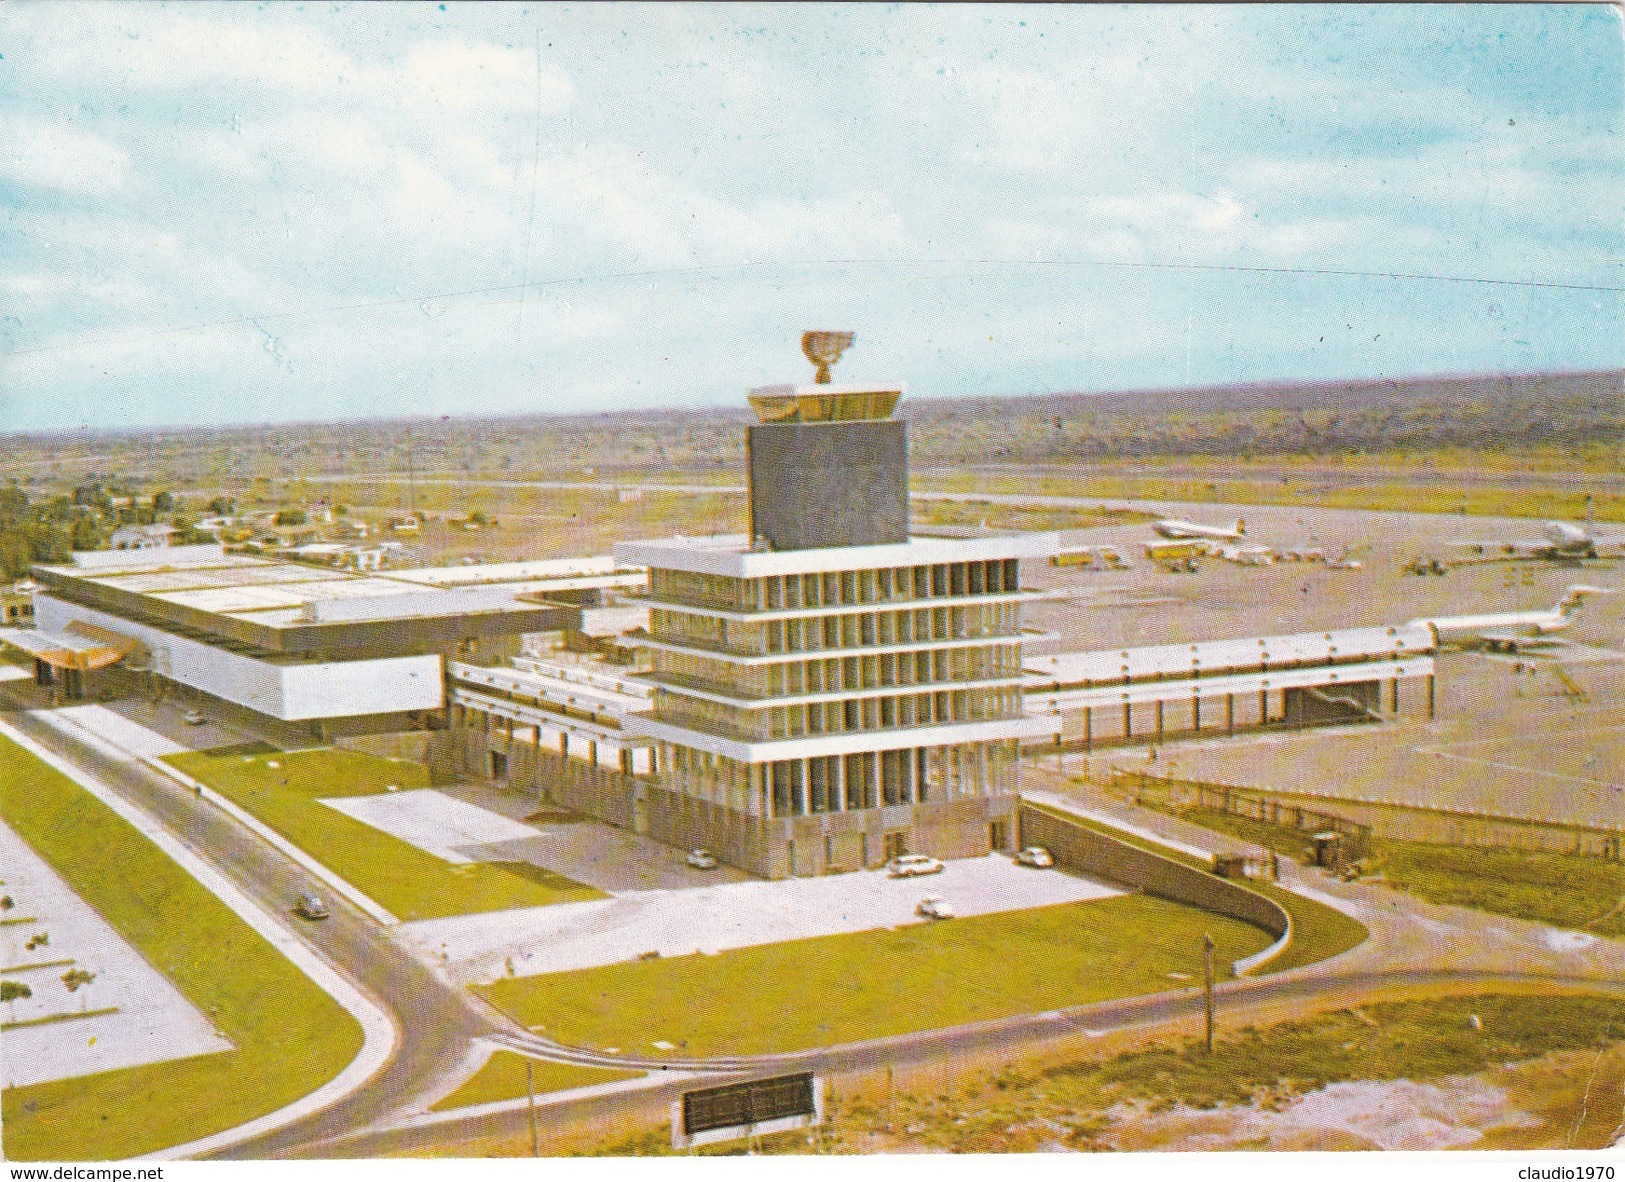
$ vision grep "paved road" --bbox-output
[11,690,1625,1158]
[299,775,1625,1157]
[0,699,510,1159]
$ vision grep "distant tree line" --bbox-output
[3,369,1618,495]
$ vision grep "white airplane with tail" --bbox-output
[1153,516,1245,542]
[1456,497,1625,562]
[1406,584,1614,652]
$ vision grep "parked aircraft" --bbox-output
[1218,544,1276,566]
[1406,585,1613,651]
[1455,499,1625,562]
[1153,516,1246,542]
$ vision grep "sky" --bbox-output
[1,2,1621,433]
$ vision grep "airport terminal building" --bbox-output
[611,382,1057,876]
[10,546,642,744]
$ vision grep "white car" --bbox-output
[685,849,719,870]
[886,854,945,878]
[916,895,956,920]
[183,710,206,726]
[1015,846,1055,869]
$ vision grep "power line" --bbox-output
[6,256,1621,362]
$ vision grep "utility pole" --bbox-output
[1202,933,1216,1054]
[405,426,418,518]
[526,1058,539,1156]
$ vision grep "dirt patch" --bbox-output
[1104,1077,1539,1151]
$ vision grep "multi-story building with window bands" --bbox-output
[614,378,1057,878]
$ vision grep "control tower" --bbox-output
[614,335,1057,877]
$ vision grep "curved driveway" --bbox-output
[9,696,1623,1159]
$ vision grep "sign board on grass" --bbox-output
[672,1072,823,1150]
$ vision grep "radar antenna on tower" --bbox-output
[801,331,854,384]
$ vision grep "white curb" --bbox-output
[0,718,399,1160]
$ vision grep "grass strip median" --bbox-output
[478,893,1272,1059]
[0,733,363,1161]
[165,747,603,921]
[429,1052,640,1112]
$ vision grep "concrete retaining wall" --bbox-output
[1016,804,1289,973]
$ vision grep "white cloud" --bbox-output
[0,115,129,195]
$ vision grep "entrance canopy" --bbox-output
[0,626,134,672]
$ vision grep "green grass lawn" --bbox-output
[1025,803,1370,974]
[478,894,1271,1059]
[0,734,364,1160]
[164,748,604,921]
[1380,841,1625,938]
[1173,804,1625,939]
[429,1052,639,1112]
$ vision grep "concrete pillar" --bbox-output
[1259,689,1269,726]
[1226,693,1235,735]
[1426,673,1436,720]
[1192,693,1201,731]
[836,754,847,811]
[1389,678,1400,715]
[871,752,881,810]
[1155,699,1165,740]
[1123,701,1133,740]
[588,740,599,768]
[559,731,569,757]
[802,757,813,816]
[1084,706,1093,751]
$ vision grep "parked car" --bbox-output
[886,854,945,878]
[294,894,329,920]
[183,710,206,726]
[1015,846,1055,869]
[916,895,956,920]
[685,849,719,870]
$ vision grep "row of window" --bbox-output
[652,642,1023,701]
[649,601,1022,657]
[649,558,1022,613]
[659,739,1021,817]
[653,685,1025,742]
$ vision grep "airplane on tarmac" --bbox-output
[1455,497,1625,563]
[1153,516,1246,542]
[1217,543,1276,566]
[1405,584,1614,652]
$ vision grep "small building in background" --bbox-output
[109,523,177,551]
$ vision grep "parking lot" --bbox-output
[0,818,232,1089]
[398,852,1122,985]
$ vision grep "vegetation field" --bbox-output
[439,990,1625,1156]
[429,1052,639,1112]
[478,894,1271,1059]
[165,748,603,921]
[1380,841,1625,938]
[1174,804,1625,938]
[917,467,1625,525]
[0,734,363,1160]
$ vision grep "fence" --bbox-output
[1110,767,1624,861]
